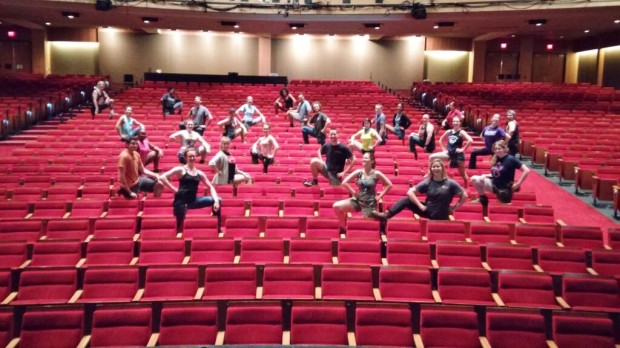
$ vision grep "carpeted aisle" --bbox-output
[525,170,618,230]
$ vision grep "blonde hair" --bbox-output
[428,158,448,180]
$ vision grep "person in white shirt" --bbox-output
[250,124,280,173]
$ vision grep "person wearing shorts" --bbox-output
[429,116,473,187]
[117,137,162,199]
[169,120,211,164]
[91,81,115,119]
[217,108,247,143]
[409,113,436,160]
[304,129,356,186]
[332,152,392,232]
[470,140,530,206]
[236,96,266,129]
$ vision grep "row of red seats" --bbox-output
[4,301,616,347]
[2,235,618,273]
[1,264,619,313]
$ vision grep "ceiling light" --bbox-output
[511,34,516,38]
[364,23,381,30]
[142,17,158,24]
[500,43,507,49]
[528,19,546,26]
[546,44,554,50]
[560,36,564,39]
[289,23,304,30]
[584,29,590,33]
[45,22,51,26]
[433,25,439,29]
[61,12,80,19]
[234,24,240,29]
[615,20,620,24]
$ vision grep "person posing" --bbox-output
[429,116,473,185]
[169,120,211,164]
[349,119,382,155]
[372,159,467,221]
[274,88,296,115]
[385,102,411,141]
[209,136,252,185]
[161,87,183,118]
[332,152,393,231]
[91,80,115,119]
[236,96,266,129]
[137,130,163,173]
[181,96,212,136]
[217,108,248,143]
[250,124,280,173]
[409,114,436,160]
[158,147,221,233]
[372,104,387,144]
[470,140,530,206]
[506,109,520,157]
[441,101,464,130]
[117,137,163,199]
[287,93,312,127]
[302,101,331,145]
[304,129,356,187]
[115,105,144,141]
[468,113,510,169]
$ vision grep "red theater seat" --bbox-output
[437,268,496,306]
[536,247,588,274]
[435,242,483,268]
[386,240,432,267]
[484,244,535,271]
[85,239,135,266]
[141,266,199,301]
[354,305,413,347]
[264,217,301,238]
[288,238,333,264]
[93,218,137,239]
[562,274,620,312]
[419,307,481,348]
[425,220,467,242]
[305,217,340,239]
[138,239,186,265]
[203,265,257,300]
[12,268,77,305]
[0,242,28,268]
[486,309,547,348]
[321,265,375,301]
[77,266,139,303]
[90,306,153,347]
[157,303,218,346]
[379,266,435,303]
[261,264,315,300]
[553,314,615,348]
[239,238,284,264]
[18,309,84,348]
[223,217,260,239]
[337,239,382,266]
[497,271,560,309]
[290,302,347,345]
[189,238,235,264]
[224,303,283,345]
[45,218,90,241]
[30,241,83,267]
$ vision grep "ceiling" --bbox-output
[0,0,619,41]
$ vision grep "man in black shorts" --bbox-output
[304,129,356,186]
[117,138,163,199]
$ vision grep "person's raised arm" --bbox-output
[375,171,393,202]
[208,154,222,175]
[438,130,449,151]
[114,116,124,137]
[198,135,210,153]
[461,131,474,152]
[350,130,362,142]
[169,130,183,142]
[158,167,183,193]
[425,124,435,147]
[216,118,228,128]
[322,116,332,133]
[340,169,359,196]
[451,189,468,213]
[513,164,530,191]
[406,186,425,211]
[270,136,280,158]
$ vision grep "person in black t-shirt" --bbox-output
[304,129,356,186]
[372,158,467,221]
[470,140,530,205]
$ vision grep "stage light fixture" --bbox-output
[364,23,381,30]
[411,3,427,20]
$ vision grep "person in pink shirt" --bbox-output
[136,130,164,173]
[250,124,280,173]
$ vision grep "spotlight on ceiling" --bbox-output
[364,23,381,30]
[142,17,158,24]
[289,23,305,30]
[528,19,547,26]
[411,3,427,20]
[95,0,113,11]
[61,12,80,19]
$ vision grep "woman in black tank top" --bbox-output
[159,147,221,233]
[428,116,473,187]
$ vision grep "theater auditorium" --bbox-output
[0,0,619,346]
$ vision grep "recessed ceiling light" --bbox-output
[61,11,80,19]
[615,20,620,24]
[511,34,516,38]
[584,29,590,33]
[528,19,546,26]
[364,23,381,30]
[433,25,439,29]
[45,22,51,26]
[142,17,158,24]
[560,35,564,39]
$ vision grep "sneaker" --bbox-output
[303,179,317,187]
